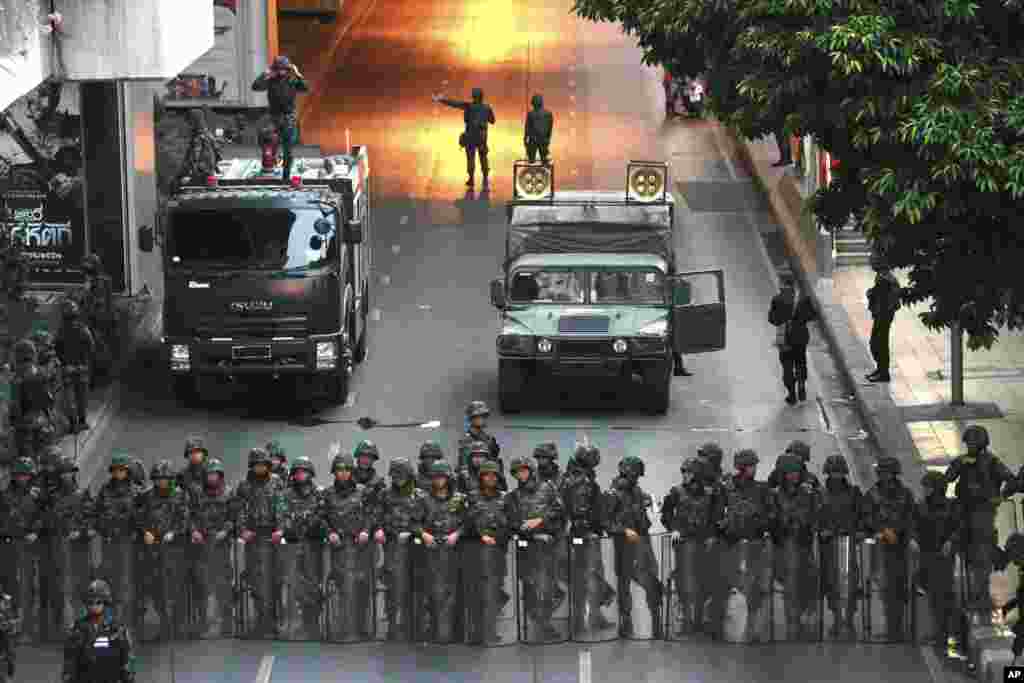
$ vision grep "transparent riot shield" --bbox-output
[516,536,570,643]
[610,533,664,640]
[862,538,911,642]
[719,538,773,643]
[277,540,325,641]
[44,535,97,642]
[913,545,959,646]
[411,538,463,644]
[771,536,821,642]
[0,538,42,644]
[238,537,281,639]
[461,539,516,646]
[820,535,863,641]
[569,534,618,642]
[97,537,138,637]
[324,540,374,642]
[137,541,188,642]
[374,539,415,641]
[189,538,238,639]
[662,535,718,641]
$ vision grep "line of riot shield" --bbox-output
[611,533,664,640]
[278,540,325,641]
[461,539,516,646]
[718,537,773,643]
[570,534,618,642]
[771,535,820,642]
[374,539,416,641]
[862,538,912,642]
[188,538,238,639]
[97,537,138,638]
[662,535,719,641]
[238,536,281,639]
[44,534,99,642]
[820,535,863,641]
[411,537,463,644]
[913,544,958,645]
[0,537,42,644]
[137,539,189,642]
[324,539,373,642]
[516,535,570,643]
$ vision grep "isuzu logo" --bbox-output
[229,300,272,313]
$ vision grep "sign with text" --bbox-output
[0,189,85,284]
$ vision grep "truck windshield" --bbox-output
[509,271,585,303]
[591,270,666,304]
[509,269,666,304]
[167,207,337,270]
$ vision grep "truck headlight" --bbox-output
[170,344,190,371]
[497,334,534,354]
[638,319,668,336]
[613,339,628,353]
[537,338,552,353]
[316,341,338,369]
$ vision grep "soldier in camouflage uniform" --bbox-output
[9,339,56,462]
[772,453,822,639]
[61,579,135,683]
[914,470,959,647]
[177,436,209,505]
[661,456,723,636]
[136,460,189,640]
[767,440,821,490]
[413,460,466,643]
[266,441,288,480]
[862,455,917,641]
[36,443,63,510]
[696,442,726,490]
[0,592,15,681]
[321,452,372,641]
[416,442,444,491]
[373,458,424,640]
[77,254,115,382]
[463,459,512,644]
[280,456,324,639]
[457,440,508,495]
[234,447,287,638]
[532,442,566,612]
[129,459,149,495]
[353,440,387,527]
[457,401,504,476]
[1001,533,1024,662]
[818,454,865,638]
[176,108,222,184]
[55,299,95,433]
[187,457,236,638]
[0,457,43,643]
[94,452,141,634]
[30,330,66,435]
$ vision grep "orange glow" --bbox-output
[443,1,563,67]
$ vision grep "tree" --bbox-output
[571,0,1024,349]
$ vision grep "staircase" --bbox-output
[834,224,872,267]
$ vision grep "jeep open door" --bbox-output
[671,268,726,354]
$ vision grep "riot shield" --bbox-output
[611,533,664,640]
[137,541,188,642]
[662,535,718,641]
[412,538,463,643]
[862,538,911,642]
[189,538,238,639]
[516,536,570,643]
[771,536,820,642]
[820,535,863,641]
[374,539,415,641]
[570,534,618,642]
[324,540,373,642]
[0,538,42,644]
[44,535,97,642]
[278,540,325,641]
[913,545,958,646]
[718,538,772,643]
[97,537,138,637]
[461,540,516,646]
[238,537,281,639]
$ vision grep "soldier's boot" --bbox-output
[619,612,634,638]
[599,577,616,607]
[797,380,807,402]
[552,584,566,612]
[651,604,664,639]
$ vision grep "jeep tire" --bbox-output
[498,360,526,413]
[647,373,671,414]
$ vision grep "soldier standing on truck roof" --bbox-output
[252,56,308,183]
[523,94,553,165]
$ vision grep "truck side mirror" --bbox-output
[344,221,363,244]
[138,225,154,253]
[490,278,506,308]
[309,235,323,251]
[672,278,692,306]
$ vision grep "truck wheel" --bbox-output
[172,376,198,406]
[326,367,350,405]
[647,374,671,415]
[498,361,526,413]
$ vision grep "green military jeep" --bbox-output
[489,162,727,414]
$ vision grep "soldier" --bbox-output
[251,56,309,182]
[176,108,222,184]
[9,338,56,462]
[413,460,466,643]
[463,460,513,644]
[353,440,387,519]
[818,454,865,638]
[605,455,663,639]
[177,435,209,505]
[93,452,141,634]
[1001,533,1024,662]
[374,457,424,640]
[523,94,553,165]
[533,442,562,487]
[78,254,115,381]
[266,441,288,480]
[772,453,822,640]
[862,455,917,641]
[1,235,27,303]
[0,457,43,643]
[54,300,95,433]
[61,579,135,683]
[767,440,821,490]
[914,470,959,648]
[321,451,372,641]
[234,447,287,637]
[458,440,508,495]
[137,460,189,640]
[30,329,65,434]
[946,425,1017,616]
[279,456,323,639]
[433,88,496,189]
[507,454,566,641]
[458,400,501,468]
[36,443,63,509]
[0,592,15,681]
[696,442,726,490]
[661,456,723,636]
[188,457,236,638]
[416,441,444,491]
[129,459,149,495]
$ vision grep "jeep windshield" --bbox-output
[509,268,666,304]
[166,207,337,270]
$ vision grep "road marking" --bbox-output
[391,244,400,254]
[380,274,391,285]
[569,80,576,88]
[570,111,576,118]
[370,308,381,321]
[255,655,274,683]
[569,94,576,102]
[344,391,357,409]
[579,647,592,683]
[400,215,409,224]
[920,645,951,683]
[418,304,432,311]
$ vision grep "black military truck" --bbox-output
[160,146,372,404]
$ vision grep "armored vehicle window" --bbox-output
[509,271,584,303]
[167,207,337,270]
[591,270,665,304]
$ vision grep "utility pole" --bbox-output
[950,320,964,406]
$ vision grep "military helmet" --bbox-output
[86,579,112,604]
[509,455,534,473]
[205,458,225,476]
[777,454,803,474]
[130,459,146,484]
[465,400,490,418]
[61,299,80,318]
[109,451,133,471]
[266,440,286,459]
[681,457,703,475]
[354,440,379,460]
[430,460,453,478]
[150,459,174,480]
[331,453,354,472]
[786,440,811,462]
[30,330,53,349]
[962,425,990,449]
[248,447,272,468]
[823,454,849,475]
[533,442,558,460]
[81,253,102,272]
[478,460,500,476]
[290,456,316,478]
[574,443,600,468]
[472,87,483,99]
[419,441,443,460]
[58,453,79,474]
[272,55,291,68]
[619,455,645,477]
[389,457,413,478]
[734,449,759,467]
[467,440,490,457]
[12,457,35,476]
[1005,533,1024,562]
[698,442,724,459]
[184,435,208,459]
[13,338,36,360]
[875,456,902,475]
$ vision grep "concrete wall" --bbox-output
[0,1,50,112]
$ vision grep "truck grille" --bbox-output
[196,315,309,337]
[558,316,609,334]
[557,339,609,356]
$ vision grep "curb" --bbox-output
[725,129,927,495]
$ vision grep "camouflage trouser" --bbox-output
[273,112,300,180]
[14,413,55,463]
[63,366,89,426]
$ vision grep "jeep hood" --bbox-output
[501,306,667,337]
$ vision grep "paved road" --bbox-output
[70,1,954,681]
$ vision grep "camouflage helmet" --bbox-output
[921,470,946,490]
[150,459,174,480]
[61,299,80,319]
[962,425,990,449]
[1005,533,1024,562]
[533,442,558,461]
[331,453,355,472]
[419,441,443,461]
[823,454,849,475]
[130,459,146,485]
[290,456,316,478]
[109,451,133,471]
[875,456,902,475]
[205,458,225,476]
[786,440,811,462]
[574,443,600,468]
[57,453,79,474]
[248,447,272,468]
[13,338,36,360]
[354,440,379,460]
[430,460,453,478]
[12,457,35,476]
[734,449,759,468]
[81,253,102,273]
[465,400,490,418]
[697,442,724,459]
[86,579,112,604]
[619,455,645,477]
[184,435,208,460]
[388,457,414,478]
[266,440,286,460]
[681,457,703,476]
[478,460,501,476]
[509,455,534,474]
[777,453,803,474]
[30,329,53,350]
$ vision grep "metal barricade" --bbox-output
[188,537,238,639]
[516,535,570,643]
[96,536,138,638]
[461,539,517,646]
[238,536,281,639]
[913,544,959,646]
[662,535,716,641]
[611,533,663,640]
[137,539,188,642]
[861,538,912,642]
[43,534,100,643]
[570,534,618,642]
[718,537,773,643]
[374,538,415,641]
[412,537,463,644]
[324,539,374,642]
[0,537,42,644]
[771,536,821,642]
[278,540,326,641]
[820,535,863,641]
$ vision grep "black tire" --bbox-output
[326,366,350,405]
[172,375,198,406]
[498,361,526,413]
[647,375,671,414]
